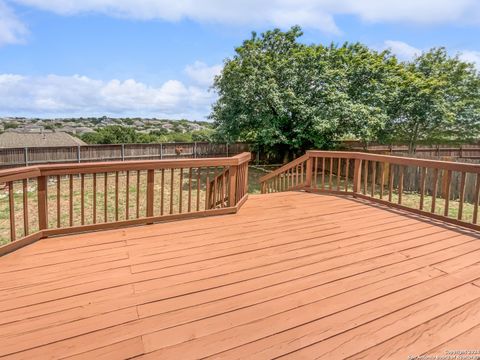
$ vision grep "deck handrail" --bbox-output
[260,150,480,232]
[0,152,251,255]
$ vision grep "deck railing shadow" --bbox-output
[260,150,480,232]
[0,152,250,255]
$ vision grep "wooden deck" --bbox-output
[1,192,480,359]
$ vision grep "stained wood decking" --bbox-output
[1,192,480,359]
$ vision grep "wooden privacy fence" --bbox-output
[344,143,480,159]
[0,152,251,254]
[260,151,480,231]
[0,142,251,169]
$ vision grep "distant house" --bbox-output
[133,120,144,127]
[75,127,95,135]
[161,123,174,132]
[56,126,77,134]
[0,132,86,148]
[8,124,46,133]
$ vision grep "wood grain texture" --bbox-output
[1,192,479,359]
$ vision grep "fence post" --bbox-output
[229,165,238,207]
[37,176,48,231]
[353,158,362,196]
[160,143,163,159]
[77,145,81,163]
[194,142,197,158]
[24,147,29,167]
[146,169,155,222]
[226,143,229,157]
[305,156,312,189]
[121,144,125,161]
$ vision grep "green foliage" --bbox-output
[384,48,480,151]
[211,26,480,156]
[81,125,216,144]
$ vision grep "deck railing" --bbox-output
[260,151,480,231]
[0,152,251,254]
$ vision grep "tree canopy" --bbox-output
[211,26,480,158]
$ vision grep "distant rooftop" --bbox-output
[0,132,86,148]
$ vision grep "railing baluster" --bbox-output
[229,165,237,206]
[388,164,394,202]
[8,181,15,241]
[222,167,227,207]
[419,167,426,210]
[196,167,201,211]
[398,166,404,205]
[93,173,97,224]
[81,173,85,225]
[23,178,29,236]
[322,157,325,190]
[146,169,154,219]
[379,163,385,199]
[56,175,61,228]
[161,169,165,215]
[125,171,129,220]
[473,173,480,224]
[443,170,452,217]
[329,158,333,189]
[188,168,192,212]
[205,167,210,209]
[458,172,466,220]
[295,164,299,186]
[104,172,108,222]
[345,158,350,192]
[371,162,376,198]
[170,168,174,214]
[314,157,318,188]
[37,176,48,231]
[300,162,304,186]
[337,158,341,191]
[136,170,141,218]
[69,174,73,227]
[115,172,119,221]
[363,160,368,195]
[431,168,439,214]
[179,168,183,213]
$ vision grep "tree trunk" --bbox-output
[282,149,290,164]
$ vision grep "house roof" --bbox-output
[0,132,86,148]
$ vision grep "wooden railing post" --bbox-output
[146,169,155,222]
[305,156,312,189]
[353,158,362,196]
[37,175,48,231]
[229,165,238,206]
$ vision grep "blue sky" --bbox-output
[1,0,479,120]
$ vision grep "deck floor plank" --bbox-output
[0,192,479,359]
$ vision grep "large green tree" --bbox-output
[385,48,480,152]
[211,26,401,160]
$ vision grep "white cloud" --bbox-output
[11,0,480,35]
[0,1,28,46]
[0,73,216,119]
[459,50,480,68]
[383,40,421,60]
[184,61,222,87]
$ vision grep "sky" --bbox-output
[0,0,479,120]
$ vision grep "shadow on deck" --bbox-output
[1,192,480,359]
